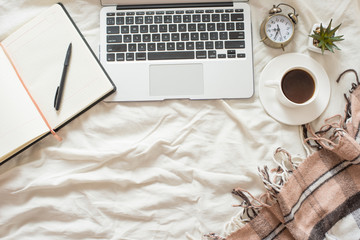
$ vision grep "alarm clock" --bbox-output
[260,3,298,50]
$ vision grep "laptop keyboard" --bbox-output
[105,8,246,62]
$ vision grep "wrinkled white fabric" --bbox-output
[0,0,359,239]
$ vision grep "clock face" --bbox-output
[265,14,294,43]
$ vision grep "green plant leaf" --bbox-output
[329,24,342,36]
[332,43,341,50]
[325,19,333,33]
[325,42,334,53]
[330,36,344,42]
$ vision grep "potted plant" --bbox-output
[308,19,344,54]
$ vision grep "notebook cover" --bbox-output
[0,3,116,166]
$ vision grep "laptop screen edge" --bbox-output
[101,0,248,6]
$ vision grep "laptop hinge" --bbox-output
[116,2,233,10]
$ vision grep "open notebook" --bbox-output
[0,3,116,163]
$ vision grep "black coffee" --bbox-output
[281,69,315,104]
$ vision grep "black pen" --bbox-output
[54,42,72,111]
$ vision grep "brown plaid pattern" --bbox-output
[226,71,360,240]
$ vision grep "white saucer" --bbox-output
[259,53,330,125]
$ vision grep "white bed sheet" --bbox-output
[0,0,359,239]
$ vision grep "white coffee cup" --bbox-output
[265,67,319,108]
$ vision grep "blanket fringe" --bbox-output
[203,233,226,240]
[206,69,360,239]
[212,148,303,238]
[258,148,303,201]
[304,69,360,150]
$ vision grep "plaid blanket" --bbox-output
[209,70,360,240]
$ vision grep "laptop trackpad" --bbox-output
[149,64,204,96]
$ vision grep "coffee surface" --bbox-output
[281,69,315,104]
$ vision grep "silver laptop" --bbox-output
[99,0,254,101]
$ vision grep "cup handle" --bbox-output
[264,80,278,88]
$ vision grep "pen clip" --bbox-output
[54,86,59,108]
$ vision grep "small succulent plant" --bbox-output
[309,19,344,54]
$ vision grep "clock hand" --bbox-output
[274,28,279,40]
[276,24,283,40]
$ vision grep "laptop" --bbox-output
[99,0,254,101]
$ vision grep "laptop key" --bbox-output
[121,26,129,33]
[236,22,244,30]
[231,13,244,21]
[107,17,115,25]
[193,15,201,22]
[116,53,125,61]
[191,33,199,41]
[196,42,204,49]
[200,32,208,40]
[196,51,207,59]
[176,42,185,50]
[138,43,146,51]
[208,50,217,58]
[186,42,195,50]
[198,24,206,31]
[126,17,134,24]
[143,34,151,42]
[123,35,132,42]
[207,23,216,31]
[210,32,218,40]
[181,33,190,41]
[202,14,211,22]
[135,16,144,24]
[164,15,172,23]
[215,41,224,49]
[107,53,115,61]
[107,44,127,52]
[225,41,245,49]
[150,25,158,33]
[167,42,175,50]
[169,24,177,32]
[107,26,119,34]
[226,23,235,31]
[154,16,162,23]
[131,25,139,33]
[183,15,191,22]
[148,51,195,60]
[133,34,141,42]
[212,14,220,22]
[217,23,225,31]
[162,33,171,41]
[140,25,148,33]
[152,34,161,42]
[220,32,228,40]
[205,41,214,49]
[107,35,122,43]
[178,24,187,32]
[188,24,196,31]
[159,25,168,32]
[157,43,166,51]
[128,44,136,52]
[171,33,180,41]
[229,32,245,39]
[221,14,230,21]
[116,17,124,25]
[148,43,156,51]
[136,53,146,61]
[126,53,134,61]
[145,16,153,24]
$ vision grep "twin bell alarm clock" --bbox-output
[260,3,298,50]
